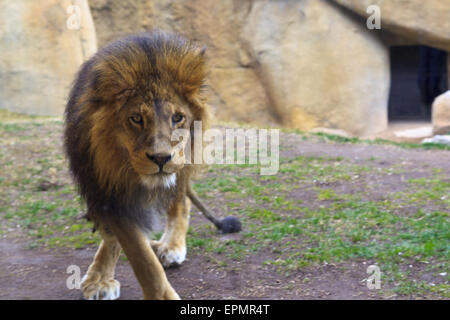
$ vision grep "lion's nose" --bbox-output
[146,153,172,170]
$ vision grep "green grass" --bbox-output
[1,194,99,249]
[0,117,99,249]
[189,156,449,298]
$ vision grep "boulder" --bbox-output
[331,0,450,51]
[0,0,97,116]
[241,0,390,135]
[432,91,450,135]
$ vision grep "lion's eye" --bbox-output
[129,114,143,125]
[172,113,184,125]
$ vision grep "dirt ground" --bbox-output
[0,119,449,300]
[0,236,378,300]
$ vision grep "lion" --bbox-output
[64,31,240,300]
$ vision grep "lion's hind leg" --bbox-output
[81,227,121,300]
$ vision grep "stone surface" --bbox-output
[432,91,450,135]
[394,127,433,139]
[240,0,390,135]
[2,0,448,134]
[0,0,97,116]
[332,0,450,51]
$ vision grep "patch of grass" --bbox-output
[368,138,450,151]
[312,132,361,144]
[394,282,450,298]
[0,123,30,133]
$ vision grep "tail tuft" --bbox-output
[216,216,242,233]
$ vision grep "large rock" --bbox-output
[432,91,450,135]
[241,0,390,135]
[0,0,97,116]
[332,0,450,51]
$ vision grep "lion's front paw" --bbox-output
[81,274,120,300]
[151,240,186,268]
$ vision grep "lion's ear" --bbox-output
[118,88,135,100]
[115,88,135,100]
[189,96,210,127]
[109,88,135,111]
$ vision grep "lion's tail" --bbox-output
[186,183,242,234]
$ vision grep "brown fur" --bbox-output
[64,31,210,300]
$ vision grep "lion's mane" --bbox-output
[64,31,209,228]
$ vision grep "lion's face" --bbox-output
[67,32,209,196]
[116,92,193,187]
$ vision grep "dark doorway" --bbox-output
[388,45,448,121]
